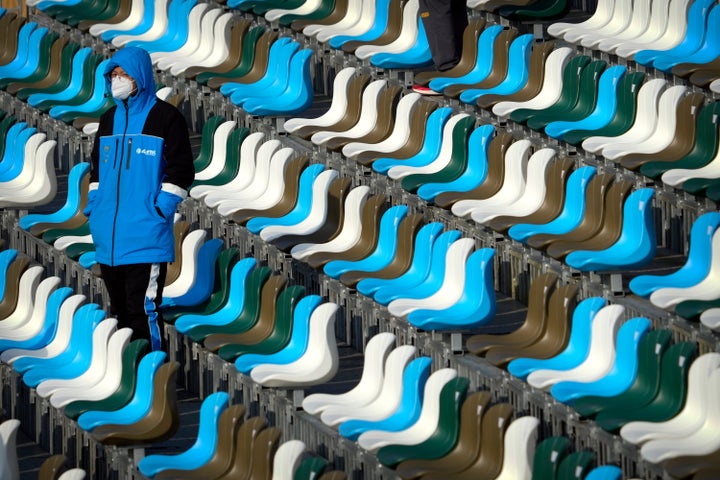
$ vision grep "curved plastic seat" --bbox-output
[0,138,57,209]
[391,386,482,477]
[396,115,476,192]
[0,265,45,334]
[338,356,431,440]
[19,162,89,235]
[583,465,623,480]
[322,204,406,279]
[372,106,452,175]
[27,48,98,110]
[0,274,60,344]
[142,0,199,64]
[342,92,423,159]
[62,338,149,421]
[601,84,686,160]
[584,0,652,50]
[492,416,540,480]
[582,78,666,154]
[320,344,417,427]
[0,419,20,480]
[508,166,596,244]
[0,285,73,356]
[593,340,696,433]
[376,376,469,468]
[620,352,720,445]
[550,317,651,404]
[77,350,167,431]
[90,0,147,40]
[470,148,556,225]
[205,137,282,210]
[507,296,606,380]
[157,6,224,73]
[220,37,297,97]
[190,120,239,185]
[290,185,370,263]
[637,0,715,69]
[565,188,656,272]
[168,11,234,76]
[615,0,693,58]
[40,326,131,406]
[174,256,257,334]
[249,302,339,388]
[544,65,626,140]
[199,273,287,351]
[356,368,457,451]
[369,11,432,69]
[137,391,229,477]
[426,25,504,93]
[49,327,133,409]
[242,48,314,116]
[355,221,442,296]
[671,2,720,78]
[3,293,85,368]
[458,33,534,105]
[284,67,358,133]
[483,283,578,368]
[531,436,571,478]
[406,248,496,331]
[630,212,720,297]
[571,328,672,418]
[112,0,171,47]
[301,331,395,415]
[386,237,475,317]
[215,283,306,361]
[34,318,118,398]
[271,440,306,480]
[148,1,210,66]
[258,168,337,242]
[234,295,322,374]
[416,123,494,202]
[451,138,533,219]
[508,54,591,125]
[526,303,625,390]
[492,46,573,118]
[161,229,206,299]
[649,227,720,309]
[245,164,327,234]
[162,238,223,308]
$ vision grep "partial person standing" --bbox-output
[413,0,469,95]
[84,46,195,351]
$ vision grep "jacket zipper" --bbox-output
[110,103,130,266]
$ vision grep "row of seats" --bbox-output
[0,108,57,209]
[548,0,720,93]
[0,418,86,480]
[31,0,434,70]
[2,0,716,476]
[0,245,349,478]
[134,391,346,480]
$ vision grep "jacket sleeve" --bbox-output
[85,109,115,216]
[162,105,195,191]
[155,103,195,219]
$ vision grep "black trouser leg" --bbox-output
[418,0,469,71]
[99,262,167,351]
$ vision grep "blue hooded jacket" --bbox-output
[86,47,194,266]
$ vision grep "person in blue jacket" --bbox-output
[84,46,195,351]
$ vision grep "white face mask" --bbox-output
[111,76,135,100]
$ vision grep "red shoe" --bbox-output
[412,84,442,95]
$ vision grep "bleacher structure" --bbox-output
[0,0,718,477]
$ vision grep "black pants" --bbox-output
[419,0,469,71]
[99,262,167,351]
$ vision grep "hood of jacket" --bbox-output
[104,46,157,134]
